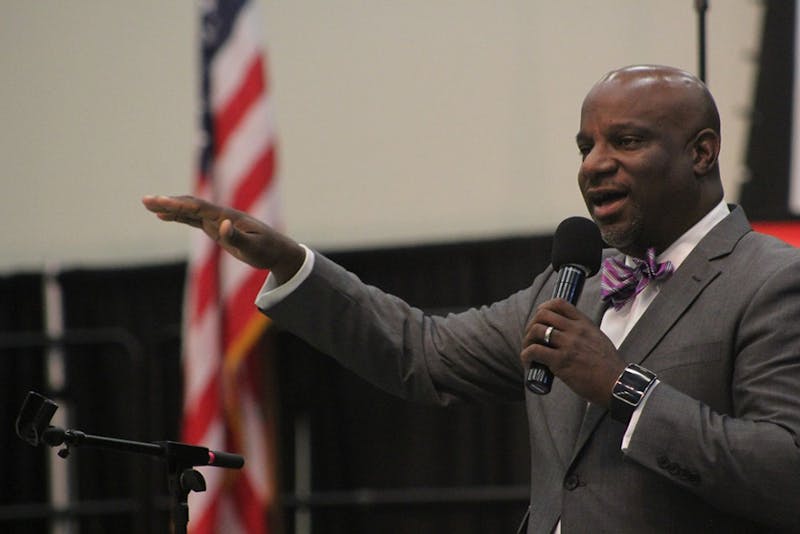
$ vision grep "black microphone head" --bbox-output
[551,216,603,276]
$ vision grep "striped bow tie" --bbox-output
[600,248,674,310]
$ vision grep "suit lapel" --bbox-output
[567,206,751,465]
[616,254,721,365]
[618,206,749,367]
[568,259,722,462]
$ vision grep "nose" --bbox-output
[580,143,617,182]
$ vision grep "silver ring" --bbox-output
[543,325,555,346]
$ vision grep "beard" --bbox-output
[596,209,644,254]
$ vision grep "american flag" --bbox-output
[183,0,279,532]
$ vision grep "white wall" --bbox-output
[0,1,762,272]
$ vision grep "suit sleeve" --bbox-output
[264,252,548,405]
[624,252,800,530]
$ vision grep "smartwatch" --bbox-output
[610,363,657,425]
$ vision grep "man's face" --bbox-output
[576,74,700,257]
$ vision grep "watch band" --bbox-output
[610,363,657,425]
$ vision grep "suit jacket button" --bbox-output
[564,474,580,491]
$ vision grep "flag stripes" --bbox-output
[215,55,268,154]
[183,0,278,532]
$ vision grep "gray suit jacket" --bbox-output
[266,206,800,533]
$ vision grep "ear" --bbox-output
[690,128,720,176]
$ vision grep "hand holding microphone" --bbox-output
[525,217,603,395]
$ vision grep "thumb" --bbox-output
[219,219,242,248]
[218,219,267,268]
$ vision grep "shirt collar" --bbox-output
[624,200,730,270]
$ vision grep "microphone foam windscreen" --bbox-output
[551,217,604,275]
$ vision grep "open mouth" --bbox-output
[587,189,629,218]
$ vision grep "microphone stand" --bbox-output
[16,391,243,534]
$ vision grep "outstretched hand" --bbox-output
[142,195,305,283]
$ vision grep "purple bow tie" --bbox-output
[600,248,674,310]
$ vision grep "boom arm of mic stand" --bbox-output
[43,430,244,533]
[17,391,244,534]
[40,426,244,470]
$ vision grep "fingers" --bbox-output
[141,195,209,217]
[142,195,226,230]
[522,305,571,348]
[520,299,589,369]
[521,299,589,345]
[142,195,193,214]
[543,324,556,347]
[538,297,584,320]
[523,321,559,350]
[143,195,199,223]
[520,299,626,405]
[143,193,304,276]
[520,332,557,376]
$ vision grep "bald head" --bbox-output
[589,65,720,145]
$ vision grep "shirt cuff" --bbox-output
[621,380,660,451]
[254,244,315,310]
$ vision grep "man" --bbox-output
[143,65,800,532]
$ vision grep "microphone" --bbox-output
[208,449,245,469]
[526,216,603,394]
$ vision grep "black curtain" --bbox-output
[58,263,185,534]
[739,0,796,219]
[277,236,552,534]
[0,234,552,534]
[0,273,48,534]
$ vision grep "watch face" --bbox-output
[611,365,656,423]
[613,364,657,406]
[614,387,641,406]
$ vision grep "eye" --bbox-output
[617,136,643,149]
[577,143,592,160]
